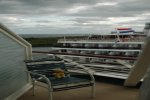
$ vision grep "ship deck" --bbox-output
[17,78,139,100]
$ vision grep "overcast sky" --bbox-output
[0,0,149,34]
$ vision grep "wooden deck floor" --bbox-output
[17,81,139,100]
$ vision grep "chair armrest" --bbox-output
[55,55,95,83]
[25,71,52,88]
[32,70,53,75]
[66,63,94,74]
[66,63,95,83]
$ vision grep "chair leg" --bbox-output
[32,80,35,96]
[91,83,95,98]
[48,87,53,100]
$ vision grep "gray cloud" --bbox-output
[0,0,149,34]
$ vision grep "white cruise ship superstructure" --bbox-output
[50,28,147,79]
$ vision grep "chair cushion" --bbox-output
[38,76,91,86]
[51,77,91,86]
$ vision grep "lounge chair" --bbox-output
[25,56,95,100]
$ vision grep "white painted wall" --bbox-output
[0,24,32,100]
[138,66,150,100]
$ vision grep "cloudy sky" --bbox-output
[0,0,150,34]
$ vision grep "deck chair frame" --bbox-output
[25,57,95,100]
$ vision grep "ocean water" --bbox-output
[33,47,51,52]
[32,47,54,59]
